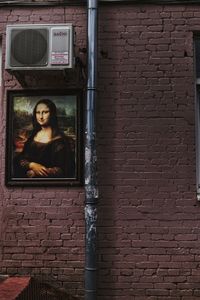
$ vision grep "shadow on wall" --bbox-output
[96,76,119,298]
[0,276,79,300]
[5,59,86,90]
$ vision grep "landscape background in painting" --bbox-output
[13,95,77,155]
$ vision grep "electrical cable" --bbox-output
[1,0,200,7]
[0,0,86,7]
[101,0,200,4]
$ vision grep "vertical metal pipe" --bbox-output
[85,0,98,300]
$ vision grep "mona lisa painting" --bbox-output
[6,90,83,186]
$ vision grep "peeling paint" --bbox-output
[85,146,92,164]
[85,1,98,298]
[197,193,200,201]
[85,177,90,185]
[85,204,97,248]
[85,185,99,199]
[85,204,97,222]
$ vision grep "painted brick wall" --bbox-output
[0,6,87,299]
[97,4,198,300]
[0,3,200,300]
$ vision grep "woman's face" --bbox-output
[35,103,51,127]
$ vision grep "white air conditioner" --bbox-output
[5,24,74,70]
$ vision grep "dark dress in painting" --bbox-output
[14,135,74,178]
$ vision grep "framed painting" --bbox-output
[6,89,83,186]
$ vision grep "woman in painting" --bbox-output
[15,99,74,178]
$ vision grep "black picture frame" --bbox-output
[6,89,83,186]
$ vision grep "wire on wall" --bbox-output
[2,0,200,7]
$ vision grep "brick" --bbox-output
[0,3,200,300]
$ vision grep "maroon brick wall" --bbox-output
[0,6,87,299]
[0,3,200,299]
[97,4,198,300]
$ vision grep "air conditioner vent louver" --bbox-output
[5,24,74,70]
[11,29,48,67]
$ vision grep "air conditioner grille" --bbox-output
[11,29,48,67]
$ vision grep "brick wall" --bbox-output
[0,3,200,300]
[0,6,87,299]
[97,4,198,300]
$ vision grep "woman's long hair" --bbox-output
[31,99,60,138]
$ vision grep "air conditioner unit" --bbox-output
[5,24,74,71]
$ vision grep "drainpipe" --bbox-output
[85,0,98,300]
